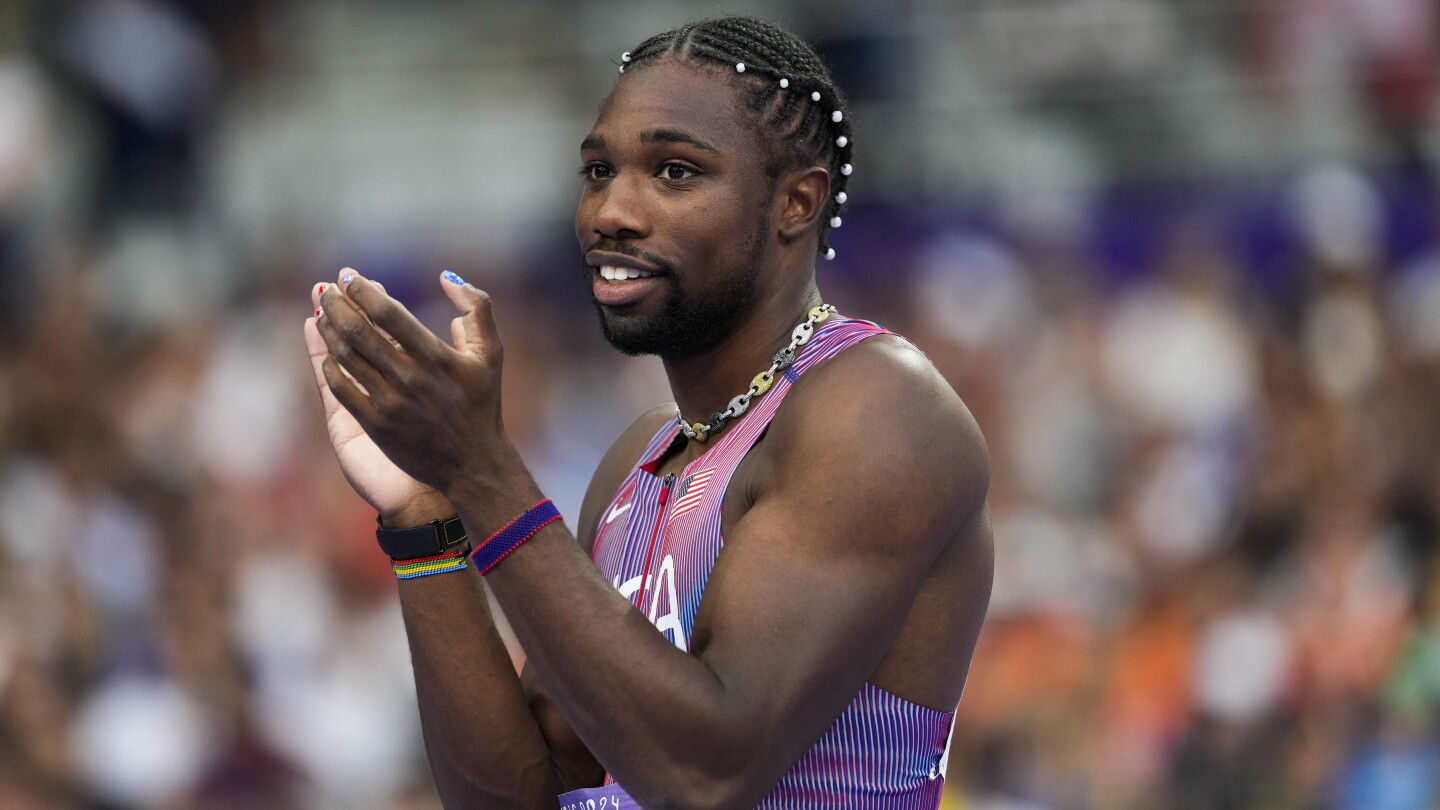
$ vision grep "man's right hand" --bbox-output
[304,278,449,527]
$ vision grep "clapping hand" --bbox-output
[306,269,515,519]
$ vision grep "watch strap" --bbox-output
[376,514,469,561]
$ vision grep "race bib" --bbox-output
[557,782,633,809]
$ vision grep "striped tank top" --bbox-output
[575,316,955,809]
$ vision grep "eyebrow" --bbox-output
[579,129,720,155]
[640,128,719,154]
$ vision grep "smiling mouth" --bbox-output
[596,264,660,283]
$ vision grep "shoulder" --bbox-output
[575,404,676,553]
[764,332,990,542]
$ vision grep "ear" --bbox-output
[775,166,831,245]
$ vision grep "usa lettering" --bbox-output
[613,553,688,652]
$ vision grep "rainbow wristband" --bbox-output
[392,550,469,580]
[470,499,562,575]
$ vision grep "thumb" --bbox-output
[439,270,500,356]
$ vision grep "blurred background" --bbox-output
[0,0,1438,808]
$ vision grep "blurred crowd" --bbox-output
[2,1,1440,809]
[936,183,1440,810]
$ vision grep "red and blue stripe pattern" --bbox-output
[760,682,953,808]
[588,317,956,808]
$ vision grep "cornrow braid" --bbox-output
[618,17,854,260]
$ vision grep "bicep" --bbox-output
[696,444,965,710]
[690,345,989,776]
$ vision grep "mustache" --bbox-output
[582,240,678,276]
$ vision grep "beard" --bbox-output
[587,212,769,359]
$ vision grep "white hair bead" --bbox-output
[830,217,842,228]
[825,247,836,260]
[779,77,789,88]
[621,52,632,62]
[840,163,853,176]
[736,62,745,73]
[811,91,821,102]
[836,135,848,147]
[618,65,625,73]
[831,111,843,122]
[836,191,847,204]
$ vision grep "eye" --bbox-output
[660,162,699,181]
[580,163,613,181]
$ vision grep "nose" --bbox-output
[586,174,650,241]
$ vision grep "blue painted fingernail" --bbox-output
[443,270,465,286]
[341,273,355,286]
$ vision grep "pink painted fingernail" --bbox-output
[314,308,322,317]
[319,284,327,296]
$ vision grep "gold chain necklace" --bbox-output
[676,304,837,442]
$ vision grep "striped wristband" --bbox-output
[392,550,469,580]
[470,499,562,575]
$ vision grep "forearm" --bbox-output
[447,471,760,806]
[398,570,561,806]
[484,530,747,795]
[383,498,560,806]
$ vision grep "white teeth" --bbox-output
[598,265,656,282]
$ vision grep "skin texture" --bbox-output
[305,56,992,810]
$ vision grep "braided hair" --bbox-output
[619,17,853,260]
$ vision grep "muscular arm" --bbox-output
[303,282,562,804]
[475,338,988,809]
[393,539,558,803]
[316,276,990,809]
[392,408,673,804]
[514,405,677,793]
[308,274,673,805]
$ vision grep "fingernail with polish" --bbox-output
[314,308,322,318]
[443,270,465,286]
[318,284,327,295]
[341,273,355,286]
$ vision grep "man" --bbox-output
[305,16,992,809]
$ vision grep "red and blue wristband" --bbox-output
[470,498,562,575]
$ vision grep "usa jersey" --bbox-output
[578,317,956,809]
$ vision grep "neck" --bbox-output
[661,279,823,436]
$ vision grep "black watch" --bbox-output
[376,514,469,561]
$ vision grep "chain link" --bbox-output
[676,304,837,442]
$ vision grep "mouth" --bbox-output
[586,251,668,307]
[596,264,660,283]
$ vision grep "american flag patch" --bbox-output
[668,468,716,523]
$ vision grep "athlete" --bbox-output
[304,16,992,809]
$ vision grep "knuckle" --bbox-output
[392,363,423,392]
[329,336,357,365]
[336,314,368,342]
[359,294,394,324]
[370,384,400,414]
